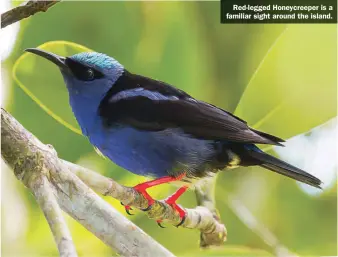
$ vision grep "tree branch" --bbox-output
[66,161,226,241]
[1,0,226,252]
[195,175,226,247]
[1,0,60,29]
[30,174,77,257]
[1,0,226,254]
[1,107,226,255]
[1,108,175,257]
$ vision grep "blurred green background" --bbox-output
[1,1,337,257]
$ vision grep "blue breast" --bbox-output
[66,81,216,178]
[88,125,216,178]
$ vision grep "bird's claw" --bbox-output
[132,184,155,212]
[154,203,186,228]
[156,220,165,228]
[165,201,186,227]
[140,203,153,212]
[120,185,155,215]
[121,202,134,215]
[121,182,187,228]
[125,206,134,215]
[175,214,186,227]
[163,185,188,227]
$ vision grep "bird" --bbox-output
[25,48,322,226]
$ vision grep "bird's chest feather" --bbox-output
[69,93,216,177]
[88,124,216,178]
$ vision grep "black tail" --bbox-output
[247,149,322,189]
[250,128,286,146]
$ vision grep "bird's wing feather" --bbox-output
[99,72,284,145]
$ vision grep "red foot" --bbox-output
[122,173,186,215]
[122,184,154,213]
[133,183,155,210]
[165,185,189,227]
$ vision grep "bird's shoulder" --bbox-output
[99,69,245,124]
[102,69,191,101]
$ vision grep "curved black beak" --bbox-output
[25,48,69,72]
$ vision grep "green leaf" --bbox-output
[235,25,336,141]
[13,41,92,135]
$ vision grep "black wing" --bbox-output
[99,71,285,145]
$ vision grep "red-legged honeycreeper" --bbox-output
[25,48,322,225]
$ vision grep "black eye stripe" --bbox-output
[65,58,104,81]
[87,69,94,79]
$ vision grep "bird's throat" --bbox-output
[68,93,102,136]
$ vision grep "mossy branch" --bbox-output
[1,0,60,29]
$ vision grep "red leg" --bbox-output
[122,173,186,214]
[157,185,189,227]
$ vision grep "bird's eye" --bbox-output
[65,58,104,81]
[87,69,95,80]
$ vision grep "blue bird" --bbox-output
[25,48,322,226]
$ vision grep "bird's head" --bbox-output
[25,48,124,98]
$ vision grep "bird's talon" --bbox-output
[165,200,187,227]
[141,203,153,212]
[157,220,165,228]
[124,205,134,215]
[126,209,133,215]
[176,214,186,227]
[132,185,155,212]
